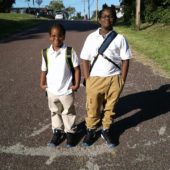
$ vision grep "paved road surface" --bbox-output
[0,20,170,170]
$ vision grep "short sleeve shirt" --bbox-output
[80,28,132,77]
[41,44,80,95]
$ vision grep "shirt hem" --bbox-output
[90,72,121,77]
[47,89,72,96]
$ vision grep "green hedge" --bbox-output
[145,7,170,23]
[121,0,170,24]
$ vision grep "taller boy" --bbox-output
[80,4,132,147]
[40,24,80,147]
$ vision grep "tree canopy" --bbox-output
[120,0,170,24]
[65,6,75,17]
[0,0,15,12]
[48,0,64,11]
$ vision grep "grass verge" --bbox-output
[115,24,170,77]
[0,13,48,39]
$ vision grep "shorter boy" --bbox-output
[40,24,80,147]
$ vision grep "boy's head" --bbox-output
[98,4,117,29]
[49,23,66,49]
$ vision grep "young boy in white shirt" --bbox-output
[40,24,80,148]
[80,4,132,147]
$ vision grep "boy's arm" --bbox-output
[69,66,81,91]
[40,71,47,90]
[121,59,129,82]
[82,59,90,80]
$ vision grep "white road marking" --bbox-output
[28,123,51,137]
[132,154,153,163]
[127,143,137,149]
[0,143,116,165]
[135,126,140,132]
[79,159,100,170]
[85,161,100,170]
[158,126,166,136]
[126,136,170,149]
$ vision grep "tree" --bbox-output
[91,10,99,20]
[0,0,15,12]
[76,12,83,19]
[48,0,64,11]
[65,6,75,17]
[120,0,170,24]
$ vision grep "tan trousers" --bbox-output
[85,75,124,129]
[47,90,76,133]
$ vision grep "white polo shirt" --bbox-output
[41,44,80,96]
[80,28,132,77]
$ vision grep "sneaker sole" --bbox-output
[101,134,116,148]
[65,144,74,148]
[82,142,91,147]
[47,143,56,148]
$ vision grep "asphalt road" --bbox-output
[0,20,170,170]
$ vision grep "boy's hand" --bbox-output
[40,85,47,91]
[69,85,79,91]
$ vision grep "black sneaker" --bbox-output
[47,129,65,147]
[65,133,75,148]
[101,129,115,148]
[82,129,96,147]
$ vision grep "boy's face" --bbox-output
[49,28,65,48]
[99,10,114,30]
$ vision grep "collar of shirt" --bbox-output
[95,28,113,39]
[48,44,66,56]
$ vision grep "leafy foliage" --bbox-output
[0,0,15,12]
[48,0,64,11]
[65,6,75,17]
[120,0,170,24]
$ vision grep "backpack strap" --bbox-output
[83,31,118,86]
[42,48,49,73]
[89,31,118,74]
[66,47,75,84]
[42,47,75,84]
[66,47,74,71]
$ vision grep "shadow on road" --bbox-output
[111,84,170,145]
[0,20,99,43]
[74,121,101,146]
[75,84,170,146]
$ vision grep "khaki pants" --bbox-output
[47,90,76,133]
[85,75,124,129]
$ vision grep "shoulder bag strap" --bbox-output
[89,31,118,74]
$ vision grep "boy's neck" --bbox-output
[99,27,112,36]
[52,44,63,51]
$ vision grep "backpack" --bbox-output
[42,46,75,84]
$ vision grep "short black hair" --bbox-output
[98,4,117,23]
[49,23,66,36]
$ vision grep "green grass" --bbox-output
[115,24,170,76]
[0,13,48,38]
[0,13,37,20]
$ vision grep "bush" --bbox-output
[145,7,170,23]
[121,0,170,24]
[155,7,170,23]
[0,0,15,12]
